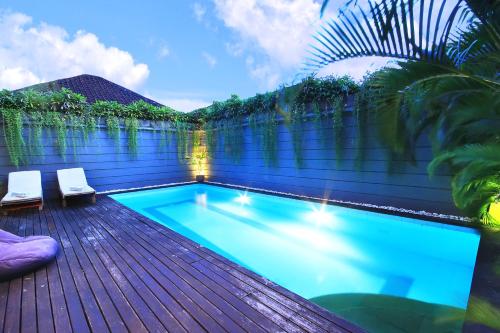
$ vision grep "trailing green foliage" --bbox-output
[68,114,84,158]
[194,76,358,167]
[175,121,190,163]
[28,112,44,157]
[125,118,139,155]
[48,112,67,158]
[1,109,25,167]
[203,121,217,159]
[315,0,500,223]
[332,96,344,165]
[353,81,373,170]
[262,107,279,167]
[106,116,120,148]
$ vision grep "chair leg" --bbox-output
[91,194,96,204]
[62,198,67,208]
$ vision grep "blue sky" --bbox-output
[0,0,389,111]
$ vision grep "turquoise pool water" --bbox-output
[111,184,480,329]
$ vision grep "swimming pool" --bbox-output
[111,183,480,332]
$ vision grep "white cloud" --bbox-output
[213,0,320,88]
[0,11,149,90]
[193,2,207,22]
[143,91,213,112]
[214,0,320,67]
[318,57,393,81]
[202,51,217,68]
[158,45,170,59]
[163,98,212,112]
[225,42,244,57]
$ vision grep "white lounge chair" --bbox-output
[0,171,43,215]
[57,168,96,207]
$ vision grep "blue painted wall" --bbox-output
[207,110,459,215]
[0,121,193,200]
[0,112,459,215]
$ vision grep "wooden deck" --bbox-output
[0,195,361,333]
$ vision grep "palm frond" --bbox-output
[308,0,469,69]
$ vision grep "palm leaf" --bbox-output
[308,0,476,69]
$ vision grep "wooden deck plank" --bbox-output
[32,211,56,333]
[78,204,232,332]
[42,207,91,333]
[38,208,74,333]
[87,201,276,333]
[102,199,315,333]
[47,205,112,333]
[98,199,307,333]
[2,214,22,333]
[60,205,187,333]
[20,213,38,333]
[0,196,362,333]
[103,198,349,332]
[48,206,148,333]
[103,196,356,333]
[48,206,128,333]
[114,202,346,332]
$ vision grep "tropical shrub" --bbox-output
[309,0,500,223]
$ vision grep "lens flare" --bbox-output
[307,204,333,226]
[234,192,251,205]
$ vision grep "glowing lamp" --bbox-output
[191,130,208,182]
[489,201,500,224]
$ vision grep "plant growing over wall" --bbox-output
[47,112,67,157]
[125,118,139,156]
[106,116,120,149]
[175,121,190,163]
[28,111,44,158]
[157,121,171,154]
[288,103,306,168]
[203,120,217,159]
[83,116,97,143]
[331,96,344,165]
[1,108,25,167]
[68,114,85,158]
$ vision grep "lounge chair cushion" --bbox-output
[0,229,58,281]
[1,171,43,206]
[57,168,95,198]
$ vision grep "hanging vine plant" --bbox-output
[354,88,369,170]
[83,116,97,144]
[47,112,67,158]
[125,117,139,156]
[175,121,190,163]
[106,116,120,150]
[28,111,44,158]
[289,103,306,168]
[157,121,171,154]
[331,96,345,165]
[262,107,279,167]
[203,120,217,159]
[1,108,25,167]
[69,114,84,158]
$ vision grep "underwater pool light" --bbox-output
[307,204,333,226]
[235,192,251,205]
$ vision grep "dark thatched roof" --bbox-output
[19,74,162,106]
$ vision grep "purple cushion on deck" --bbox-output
[0,229,59,281]
[0,229,48,244]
